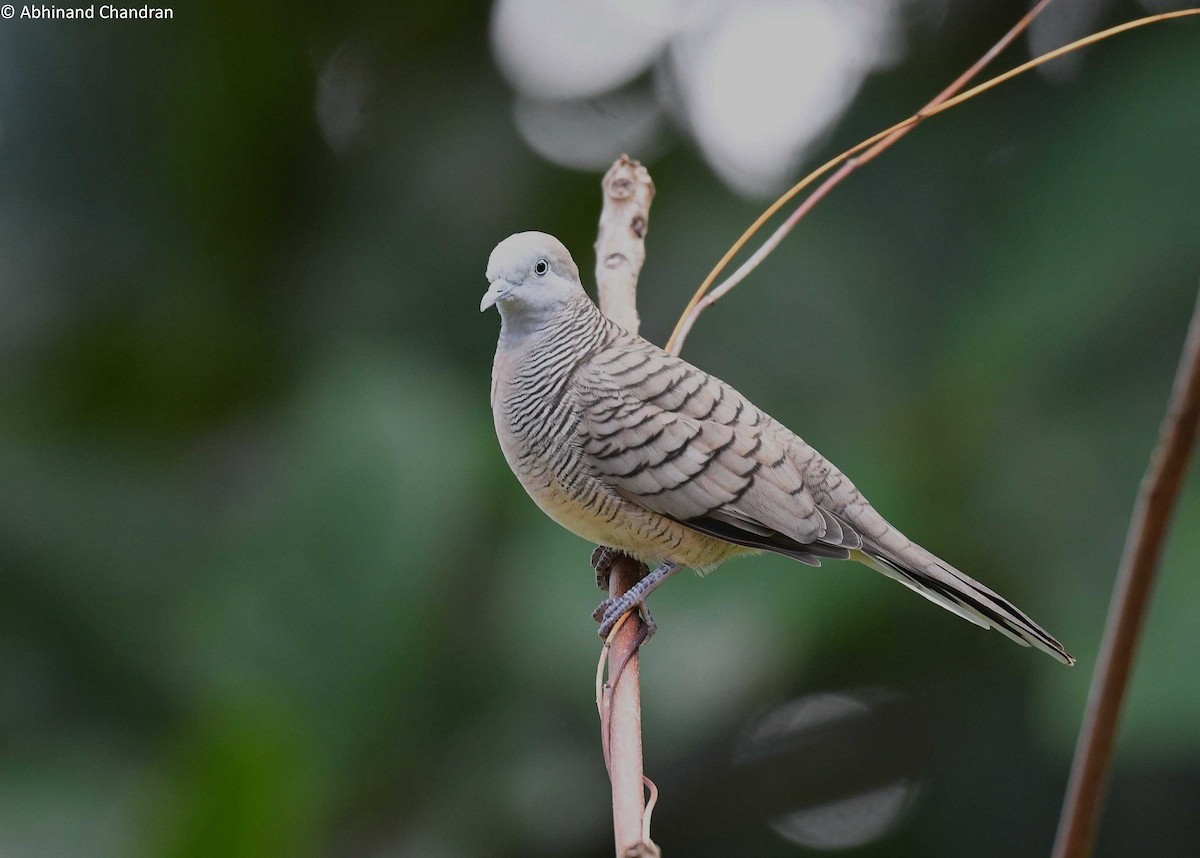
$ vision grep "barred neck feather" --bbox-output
[498,289,604,347]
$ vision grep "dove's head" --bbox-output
[481,232,586,323]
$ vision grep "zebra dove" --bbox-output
[482,231,1073,665]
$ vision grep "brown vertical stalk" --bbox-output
[593,155,660,858]
[1053,288,1200,858]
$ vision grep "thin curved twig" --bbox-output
[664,0,1056,355]
[666,7,1200,355]
[642,775,660,844]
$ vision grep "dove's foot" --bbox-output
[593,560,683,640]
[595,598,657,641]
[591,545,618,590]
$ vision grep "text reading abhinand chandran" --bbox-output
[15,5,173,18]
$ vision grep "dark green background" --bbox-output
[1,2,1197,855]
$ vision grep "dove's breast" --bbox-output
[490,311,746,569]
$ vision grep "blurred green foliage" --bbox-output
[0,2,1197,856]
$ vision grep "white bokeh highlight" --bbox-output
[769,780,919,850]
[315,40,375,154]
[735,691,921,851]
[491,0,682,101]
[491,0,911,196]
[668,0,906,196]
[513,92,664,171]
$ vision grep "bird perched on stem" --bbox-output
[482,231,1073,665]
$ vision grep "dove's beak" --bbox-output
[480,278,512,312]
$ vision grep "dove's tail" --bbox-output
[854,547,1074,665]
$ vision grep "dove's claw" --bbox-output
[592,560,682,640]
[597,596,638,639]
[637,603,657,640]
[591,546,618,590]
[596,598,656,641]
[592,597,614,623]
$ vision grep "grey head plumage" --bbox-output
[481,231,589,335]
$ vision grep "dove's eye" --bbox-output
[533,258,549,276]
